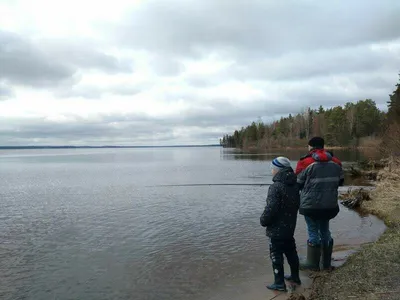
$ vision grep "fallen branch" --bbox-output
[340,188,371,209]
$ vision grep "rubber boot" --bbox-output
[284,273,301,285]
[284,248,301,285]
[300,243,321,271]
[267,264,287,292]
[322,239,334,270]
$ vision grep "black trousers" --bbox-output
[269,237,299,271]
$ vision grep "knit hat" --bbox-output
[271,156,291,171]
[308,136,325,149]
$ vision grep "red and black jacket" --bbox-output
[295,149,344,220]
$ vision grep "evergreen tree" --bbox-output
[220,74,400,151]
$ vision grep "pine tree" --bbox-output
[383,74,400,156]
[387,74,400,123]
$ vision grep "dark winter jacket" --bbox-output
[260,167,300,239]
[295,149,344,220]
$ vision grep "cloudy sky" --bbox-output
[0,0,399,146]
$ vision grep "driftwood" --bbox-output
[340,188,371,209]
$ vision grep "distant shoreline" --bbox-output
[0,145,222,150]
[223,145,379,151]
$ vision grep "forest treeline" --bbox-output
[221,74,400,155]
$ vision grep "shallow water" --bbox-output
[0,147,385,300]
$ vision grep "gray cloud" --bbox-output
[56,84,144,99]
[0,82,14,100]
[1,102,285,146]
[42,39,133,74]
[227,44,400,82]
[185,76,216,88]
[0,114,222,146]
[0,31,74,87]
[0,30,133,88]
[116,0,400,58]
[150,55,183,76]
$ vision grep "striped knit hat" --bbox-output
[271,156,291,171]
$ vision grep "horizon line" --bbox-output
[0,144,222,149]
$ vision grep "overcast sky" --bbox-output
[0,0,399,146]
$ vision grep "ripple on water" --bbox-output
[0,148,386,300]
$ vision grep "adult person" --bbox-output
[295,137,344,270]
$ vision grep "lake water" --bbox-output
[0,147,385,300]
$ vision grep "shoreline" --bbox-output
[224,145,379,151]
[205,199,386,300]
[308,159,400,299]
[0,144,222,150]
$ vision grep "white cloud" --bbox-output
[0,0,137,39]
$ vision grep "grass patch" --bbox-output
[363,163,400,227]
[310,159,400,300]
[310,228,400,300]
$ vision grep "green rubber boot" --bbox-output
[322,239,334,270]
[300,243,321,271]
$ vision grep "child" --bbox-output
[260,156,301,291]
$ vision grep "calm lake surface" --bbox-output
[0,147,385,300]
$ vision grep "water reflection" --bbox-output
[221,147,379,162]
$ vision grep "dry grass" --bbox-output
[310,159,400,300]
[358,137,382,148]
[288,293,306,300]
[364,159,400,227]
[310,229,400,300]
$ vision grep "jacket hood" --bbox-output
[310,149,333,162]
[273,167,297,185]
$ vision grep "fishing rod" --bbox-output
[146,183,272,187]
[146,184,368,190]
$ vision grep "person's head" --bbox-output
[271,156,291,175]
[308,136,325,151]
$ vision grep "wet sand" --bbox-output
[205,265,313,300]
[205,247,365,300]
